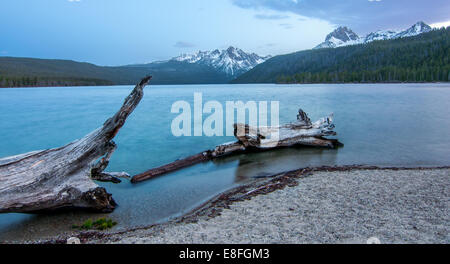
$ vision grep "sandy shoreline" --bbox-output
[79,166,449,244]
[3,166,448,244]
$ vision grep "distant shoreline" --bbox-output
[1,81,449,89]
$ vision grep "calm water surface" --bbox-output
[0,83,449,241]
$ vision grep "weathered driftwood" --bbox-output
[131,109,341,183]
[0,76,152,213]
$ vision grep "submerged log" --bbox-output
[131,109,342,183]
[0,76,152,213]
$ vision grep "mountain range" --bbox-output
[171,46,271,77]
[1,21,447,87]
[315,21,432,49]
[122,46,270,84]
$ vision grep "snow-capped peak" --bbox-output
[315,21,432,49]
[315,27,362,49]
[396,21,432,38]
[172,46,271,77]
[325,26,359,42]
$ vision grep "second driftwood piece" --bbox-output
[131,109,341,183]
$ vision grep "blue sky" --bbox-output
[1,0,449,65]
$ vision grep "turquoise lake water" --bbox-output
[0,83,449,241]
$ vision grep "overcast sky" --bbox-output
[1,0,449,65]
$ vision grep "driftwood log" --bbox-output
[132,109,341,183]
[0,76,152,213]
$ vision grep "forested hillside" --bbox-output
[0,58,229,87]
[233,27,450,84]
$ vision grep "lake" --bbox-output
[0,83,449,241]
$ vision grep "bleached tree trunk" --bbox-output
[0,76,152,213]
[132,109,341,183]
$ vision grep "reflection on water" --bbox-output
[221,147,339,182]
[0,83,449,241]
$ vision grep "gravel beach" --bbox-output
[92,168,449,244]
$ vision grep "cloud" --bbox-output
[68,0,81,2]
[254,14,289,20]
[174,41,196,48]
[430,20,450,28]
[231,0,450,33]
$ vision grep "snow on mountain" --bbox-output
[395,21,432,38]
[314,26,362,49]
[172,46,271,77]
[315,21,432,49]
[364,30,399,42]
